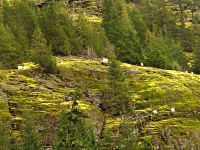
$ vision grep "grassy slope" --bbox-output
[0,56,200,149]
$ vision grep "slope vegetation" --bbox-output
[0,57,200,149]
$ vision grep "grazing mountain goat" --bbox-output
[17,66,26,70]
[17,66,23,70]
[101,58,109,66]
[152,110,158,114]
[170,108,175,113]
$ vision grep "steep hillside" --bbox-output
[1,57,200,149]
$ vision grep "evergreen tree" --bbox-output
[54,91,97,150]
[75,15,112,57]
[21,115,42,150]
[0,121,10,150]
[0,22,21,69]
[102,57,132,115]
[29,26,57,73]
[92,27,112,57]
[193,37,200,73]
[102,0,142,64]
[144,31,187,70]
[2,0,38,52]
[128,6,147,42]
[99,122,143,150]
[140,0,178,37]
[74,15,93,55]
[39,2,72,56]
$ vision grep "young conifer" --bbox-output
[102,57,132,115]
[0,22,21,69]
[193,37,200,73]
[54,91,97,150]
[21,114,42,150]
[102,0,142,64]
[29,26,57,73]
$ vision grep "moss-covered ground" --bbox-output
[0,56,200,149]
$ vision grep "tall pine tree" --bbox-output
[102,57,132,115]
[39,2,72,56]
[102,0,142,64]
[54,91,97,150]
[21,118,42,150]
[144,31,187,70]
[193,37,200,73]
[29,26,57,73]
[0,121,11,150]
[0,22,21,69]
[2,0,38,53]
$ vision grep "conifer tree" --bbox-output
[21,115,42,150]
[2,0,38,52]
[92,27,112,57]
[29,26,57,73]
[39,2,72,56]
[0,121,10,150]
[74,15,94,55]
[193,37,200,73]
[102,57,132,115]
[0,22,21,69]
[102,0,142,64]
[144,31,187,70]
[128,6,147,42]
[54,91,97,150]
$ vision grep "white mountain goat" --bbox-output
[170,108,175,113]
[152,110,158,114]
[101,58,109,65]
[17,66,26,70]
[17,66,23,70]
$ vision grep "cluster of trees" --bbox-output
[0,0,199,73]
[0,0,111,73]
[103,0,200,72]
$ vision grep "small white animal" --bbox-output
[191,72,194,75]
[152,110,158,114]
[185,71,188,73]
[17,66,23,70]
[140,62,144,67]
[17,66,27,70]
[170,108,175,113]
[101,58,109,65]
